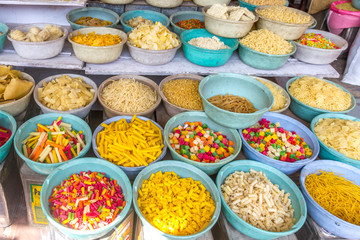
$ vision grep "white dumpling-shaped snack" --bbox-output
[37,29,50,41]
[28,27,41,35]
[44,25,64,40]
[9,29,26,41]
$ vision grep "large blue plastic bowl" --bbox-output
[286,76,356,122]
[164,112,241,175]
[199,73,274,129]
[169,11,204,36]
[217,160,307,240]
[180,29,238,67]
[238,41,296,70]
[353,0,360,9]
[240,112,320,175]
[300,160,360,239]
[66,7,120,30]
[0,23,9,52]
[133,160,221,240]
[14,113,92,175]
[0,110,16,163]
[310,113,360,169]
[40,158,132,240]
[92,115,167,180]
[238,0,289,11]
[120,10,170,33]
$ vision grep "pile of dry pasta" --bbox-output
[239,29,293,55]
[314,118,360,160]
[255,78,287,111]
[207,94,257,113]
[305,170,360,225]
[243,0,287,5]
[288,76,352,111]
[256,6,311,24]
[162,79,203,110]
[101,78,157,113]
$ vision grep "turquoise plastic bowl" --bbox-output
[217,160,307,240]
[133,160,221,240]
[238,41,296,70]
[310,113,360,169]
[286,76,356,122]
[353,0,360,9]
[120,10,170,33]
[66,7,120,30]
[164,112,241,175]
[180,29,238,67]
[169,11,204,36]
[0,110,16,163]
[240,112,320,175]
[92,115,167,180]
[238,0,289,11]
[40,158,132,240]
[0,23,9,52]
[14,113,92,175]
[300,160,360,238]
[199,73,274,129]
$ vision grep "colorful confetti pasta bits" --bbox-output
[137,171,215,236]
[296,33,339,49]
[22,116,85,163]
[0,126,11,147]
[175,19,205,30]
[169,121,235,163]
[49,171,126,231]
[242,118,312,162]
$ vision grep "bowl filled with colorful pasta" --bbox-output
[286,76,356,122]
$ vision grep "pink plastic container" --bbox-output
[328,0,360,34]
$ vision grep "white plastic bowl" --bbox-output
[293,29,348,64]
[145,0,183,8]
[193,0,231,6]
[7,23,68,60]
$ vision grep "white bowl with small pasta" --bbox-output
[193,0,231,6]
[98,75,161,119]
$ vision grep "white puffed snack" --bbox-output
[207,4,255,21]
[188,36,230,50]
[9,25,63,42]
[221,169,296,232]
[126,16,154,28]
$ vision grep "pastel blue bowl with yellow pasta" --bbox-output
[286,76,356,122]
[238,0,289,12]
[310,113,360,169]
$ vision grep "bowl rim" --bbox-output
[310,113,360,163]
[0,23,9,35]
[66,6,120,29]
[13,113,92,167]
[40,157,132,237]
[91,115,167,170]
[285,75,356,114]
[97,74,161,116]
[169,11,205,31]
[238,40,296,57]
[202,5,259,24]
[239,112,320,167]
[120,9,170,31]
[7,23,68,44]
[180,29,239,53]
[68,27,127,49]
[33,74,98,115]
[0,109,17,151]
[158,73,205,112]
[238,0,289,8]
[300,159,360,229]
[0,72,35,109]
[293,29,348,52]
[255,5,315,27]
[164,111,242,167]
[198,73,274,116]
[251,76,291,113]
[216,159,307,236]
[132,160,222,239]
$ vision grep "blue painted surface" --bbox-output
[169,11,204,36]
[0,110,16,163]
[120,10,170,33]
[0,23,8,52]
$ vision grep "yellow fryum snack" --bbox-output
[37,75,95,111]
[128,22,180,50]
[138,171,215,236]
[71,31,121,46]
[0,65,33,102]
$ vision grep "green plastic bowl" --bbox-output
[238,41,296,70]
[120,10,170,33]
[40,158,132,239]
[238,0,289,11]
[216,160,307,239]
[133,160,221,240]
[164,112,241,175]
[0,23,9,52]
[353,0,360,9]
[286,76,356,122]
[14,113,92,175]
[170,11,205,36]
[0,110,16,163]
[311,113,360,169]
[199,73,274,129]
[180,29,238,67]
[66,7,120,30]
